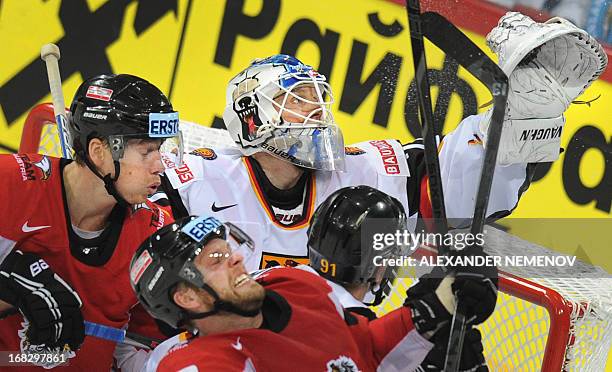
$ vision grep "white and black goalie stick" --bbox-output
[405,3,509,371]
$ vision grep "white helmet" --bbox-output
[223,54,345,171]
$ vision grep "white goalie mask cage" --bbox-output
[222,54,345,171]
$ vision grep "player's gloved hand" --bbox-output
[404,267,453,339]
[417,325,488,372]
[479,11,607,165]
[451,247,498,325]
[0,250,85,350]
[406,248,498,338]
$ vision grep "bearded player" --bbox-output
[129,213,497,371]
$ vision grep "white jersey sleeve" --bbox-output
[335,113,532,226]
[397,113,532,226]
[143,332,193,372]
[113,342,149,372]
[438,114,531,225]
[113,332,194,372]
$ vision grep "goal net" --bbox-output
[21,103,612,372]
[376,230,612,372]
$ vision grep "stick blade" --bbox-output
[421,12,507,89]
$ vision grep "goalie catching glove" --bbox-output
[0,250,85,350]
[479,11,608,165]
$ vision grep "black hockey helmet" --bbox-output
[307,185,406,306]
[70,74,180,161]
[69,74,183,204]
[131,215,256,328]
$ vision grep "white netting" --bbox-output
[28,118,612,372]
[374,227,612,372]
[477,228,612,372]
[179,120,235,151]
[37,123,64,157]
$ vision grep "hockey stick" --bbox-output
[40,43,73,159]
[405,0,450,255]
[417,12,509,371]
[404,5,462,368]
[0,308,160,349]
[84,321,162,350]
[419,12,508,237]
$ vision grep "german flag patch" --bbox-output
[259,252,309,269]
[468,134,483,146]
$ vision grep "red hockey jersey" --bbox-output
[0,154,171,371]
[158,267,432,372]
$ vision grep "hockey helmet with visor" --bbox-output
[130,215,257,328]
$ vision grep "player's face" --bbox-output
[273,85,324,123]
[114,139,165,204]
[195,238,265,313]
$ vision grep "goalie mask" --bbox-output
[307,186,407,306]
[69,74,183,205]
[223,54,345,171]
[130,215,256,328]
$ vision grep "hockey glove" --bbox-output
[0,250,85,350]
[406,248,498,337]
[451,247,499,325]
[417,325,488,372]
[404,267,453,339]
[480,12,607,165]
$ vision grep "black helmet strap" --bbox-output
[83,154,129,208]
[102,161,129,208]
[362,278,389,307]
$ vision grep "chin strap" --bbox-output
[183,282,260,321]
[84,157,129,207]
[362,279,391,307]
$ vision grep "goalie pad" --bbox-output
[480,12,608,165]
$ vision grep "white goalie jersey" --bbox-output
[158,113,532,272]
